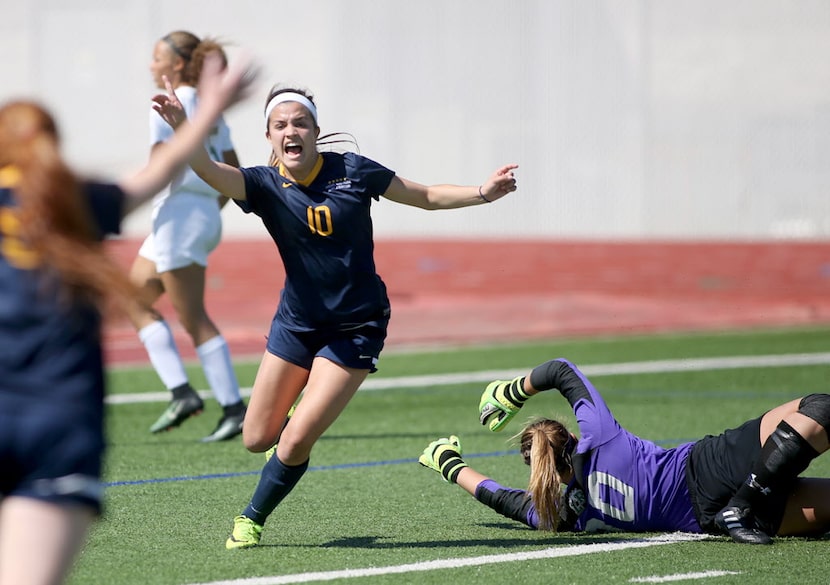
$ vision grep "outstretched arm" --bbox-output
[527,358,592,408]
[382,164,518,209]
[147,72,249,202]
[118,53,256,214]
[479,359,596,432]
[418,436,540,529]
[217,149,241,208]
[455,466,489,495]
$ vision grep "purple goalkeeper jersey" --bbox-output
[475,359,701,533]
[564,359,698,532]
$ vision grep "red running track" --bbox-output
[103,239,830,366]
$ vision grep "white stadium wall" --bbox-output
[2,0,829,240]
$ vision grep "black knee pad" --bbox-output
[798,393,830,433]
[766,420,818,472]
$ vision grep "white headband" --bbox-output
[264,92,318,125]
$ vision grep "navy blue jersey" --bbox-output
[0,179,124,414]
[238,152,395,331]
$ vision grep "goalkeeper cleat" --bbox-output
[479,376,529,432]
[265,404,296,462]
[714,506,773,545]
[419,435,468,483]
[149,384,204,433]
[225,515,263,550]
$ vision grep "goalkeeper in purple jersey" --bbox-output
[151,81,519,549]
[420,358,830,545]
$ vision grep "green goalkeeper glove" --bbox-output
[418,435,467,483]
[478,375,530,432]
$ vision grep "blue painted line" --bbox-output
[104,437,693,488]
[104,450,519,488]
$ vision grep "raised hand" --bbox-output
[152,50,259,129]
[196,50,259,112]
[479,375,531,432]
[479,164,519,203]
[119,50,258,209]
[151,75,187,129]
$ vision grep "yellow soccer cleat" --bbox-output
[225,515,263,550]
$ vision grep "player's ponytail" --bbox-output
[186,37,228,86]
[0,101,135,306]
[520,418,573,531]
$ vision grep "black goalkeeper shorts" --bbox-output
[684,414,789,536]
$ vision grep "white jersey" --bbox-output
[139,85,234,272]
[148,85,233,209]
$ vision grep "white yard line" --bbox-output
[106,352,830,405]
[188,533,710,585]
[630,571,742,583]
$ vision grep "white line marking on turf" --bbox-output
[630,571,742,583]
[188,533,710,585]
[106,352,830,405]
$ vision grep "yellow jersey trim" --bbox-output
[0,165,21,188]
[279,155,324,187]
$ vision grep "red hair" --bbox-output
[0,100,135,306]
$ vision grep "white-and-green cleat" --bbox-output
[149,384,204,434]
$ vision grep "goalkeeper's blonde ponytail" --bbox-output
[519,418,574,531]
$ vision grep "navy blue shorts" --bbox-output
[685,415,789,535]
[266,318,387,373]
[0,404,104,514]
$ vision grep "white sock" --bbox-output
[196,335,241,407]
[138,320,189,391]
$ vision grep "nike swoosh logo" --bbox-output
[282,182,292,188]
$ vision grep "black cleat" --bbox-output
[714,506,773,545]
[201,410,245,442]
[149,385,204,433]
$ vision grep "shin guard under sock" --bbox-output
[243,455,309,525]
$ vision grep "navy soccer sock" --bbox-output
[243,454,309,526]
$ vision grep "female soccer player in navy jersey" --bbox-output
[420,358,830,544]
[152,82,518,549]
[0,54,254,585]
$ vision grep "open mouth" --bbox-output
[284,142,303,157]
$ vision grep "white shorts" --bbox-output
[138,193,222,273]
